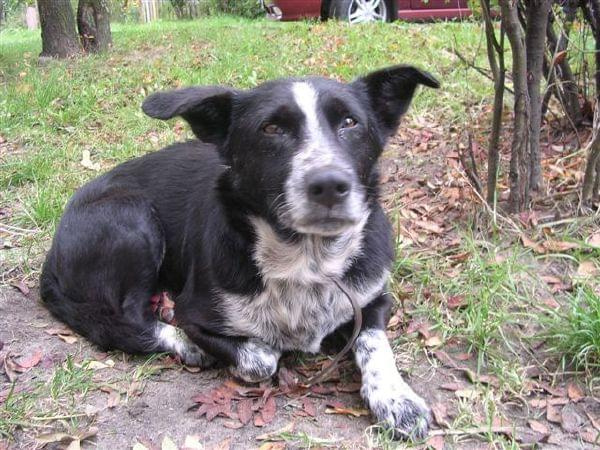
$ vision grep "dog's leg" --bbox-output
[178,323,280,383]
[228,338,281,383]
[354,294,431,440]
[155,322,216,368]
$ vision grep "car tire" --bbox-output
[329,0,391,23]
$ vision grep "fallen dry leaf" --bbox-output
[80,149,100,171]
[259,396,277,426]
[455,388,479,400]
[3,353,21,382]
[528,419,549,434]
[546,404,562,423]
[107,389,120,409]
[414,220,443,234]
[567,382,584,402]
[45,327,78,344]
[36,427,98,446]
[588,232,600,248]
[425,435,445,450]
[462,368,499,388]
[237,398,253,425]
[183,435,202,450]
[521,235,545,253]
[132,443,149,450]
[529,398,547,408]
[447,294,466,310]
[576,260,599,278]
[161,435,178,450]
[424,335,443,347]
[88,359,115,370]
[210,438,232,450]
[582,428,600,444]
[256,422,295,441]
[561,403,584,433]
[302,397,316,417]
[10,280,30,296]
[543,240,580,253]
[431,402,449,428]
[325,406,369,417]
[16,348,42,369]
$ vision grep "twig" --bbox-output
[430,426,515,437]
[456,165,524,234]
[0,224,39,235]
[457,134,483,195]
[32,412,90,421]
[451,48,515,95]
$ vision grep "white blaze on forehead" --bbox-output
[292,82,321,135]
[291,82,334,165]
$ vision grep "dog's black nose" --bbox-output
[306,169,351,208]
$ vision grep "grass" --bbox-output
[545,287,600,372]
[0,356,95,439]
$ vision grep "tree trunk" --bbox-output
[481,0,506,205]
[545,10,582,126]
[582,0,600,205]
[38,0,82,58]
[525,0,551,193]
[0,0,4,31]
[500,0,531,212]
[77,0,112,53]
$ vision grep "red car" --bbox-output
[262,0,471,23]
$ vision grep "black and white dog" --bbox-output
[40,65,439,439]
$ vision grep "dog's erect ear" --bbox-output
[353,65,440,139]
[142,87,236,145]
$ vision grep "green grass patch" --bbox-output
[544,286,600,372]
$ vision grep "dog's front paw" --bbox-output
[179,342,216,368]
[230,338,280,383]
[363,379,431,441]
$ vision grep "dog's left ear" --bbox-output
[142,86,237,145]
[353,65,440,139]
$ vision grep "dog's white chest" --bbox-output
[221,282,353,352]
[218,218,387,352]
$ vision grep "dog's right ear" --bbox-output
[142,87,236,145]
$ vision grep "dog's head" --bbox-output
[143,66,439,237]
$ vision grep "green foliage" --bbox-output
[544,287,600,372]
[203,0,263,18]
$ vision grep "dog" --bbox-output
[40,65,439,439]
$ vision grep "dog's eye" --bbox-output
[341,116,358,129]
[263,123,284,135]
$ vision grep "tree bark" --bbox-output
[500,0,531,212]
[582,0,600,205]
[545,10,582,126]
[77,0,112,53]
[0,0,4,31]
[525,0,551,193]
[38,0,82,58]
[481,0,506,205]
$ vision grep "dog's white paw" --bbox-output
[230,338,280,383]
[156,323,215,368]
[362,377,431,441]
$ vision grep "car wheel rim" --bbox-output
[347,0,387,23]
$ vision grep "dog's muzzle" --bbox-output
[306,168,351,208]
